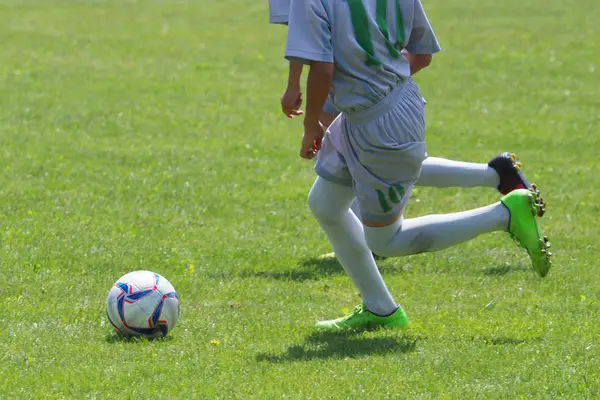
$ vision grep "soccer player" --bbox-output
[269,0,544,202]
[283,0,552,330]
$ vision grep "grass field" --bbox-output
[1,0,599,398]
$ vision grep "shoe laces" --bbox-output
[341,305,365,321]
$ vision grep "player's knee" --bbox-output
[308,188,331,222]
[308,177,352,224]
[365,238,394,258]
[363,227,395,258]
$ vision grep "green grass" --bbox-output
[1,0,599,398]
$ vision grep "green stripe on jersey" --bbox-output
[346,0,381,66]
[395,0,405,45]
[376,0,400,58]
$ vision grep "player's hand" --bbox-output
[281,87,303,118]
[300,117,325,159]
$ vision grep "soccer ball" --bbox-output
[106,270,180,338]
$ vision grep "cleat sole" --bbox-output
[530,183,546,217]
[501,189,552,277]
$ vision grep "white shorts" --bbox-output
[315,79,427,224]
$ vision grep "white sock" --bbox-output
[417,157,500,188]
[308,177,397,316]
[364,202,509,257]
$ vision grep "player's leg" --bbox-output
[308,178,402,318]
[323,96,537,195]
[353,81,551,277]
[418,153,539,196]
[363,200,510,256]
[363,189,551,276]
[319,102,364,225]
[320,98,537,210]
[309,120,408,330]
[417,98,535,194]
[418,156,498,188]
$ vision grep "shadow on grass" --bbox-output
[239,256,343,281]
[482,263,529,276]
[240,256,406,282]
[485,336,543,346]
[105,333,174,344]
[256,331,419,363]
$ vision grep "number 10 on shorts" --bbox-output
[376,185,405,213]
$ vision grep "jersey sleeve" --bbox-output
[284,0,333,64]
[405,0,441,54]
[269,0,290,25]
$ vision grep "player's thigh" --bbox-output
[344,102,426,226]
[308,177,355,222]
[352,159,421,227]
[314,115,353,188]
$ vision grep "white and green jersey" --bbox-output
[269,0,290,24]
[285,0,440,113]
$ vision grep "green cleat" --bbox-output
[500,189,552,277]
[315,304,409,331]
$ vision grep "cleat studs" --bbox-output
[530,184,538,193]
[536,199,546,217]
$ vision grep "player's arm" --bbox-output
[305,62,333,124]
[281,61,304,118]
[284,0,333,159]
[401,50,432,76]
[404,0,441,74]
[268,0,304,117]
[300,61,334,158]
